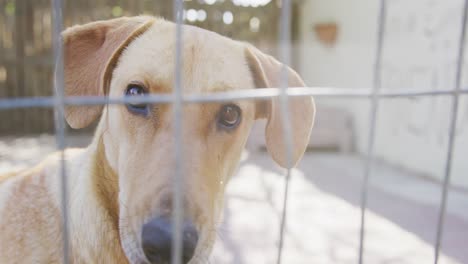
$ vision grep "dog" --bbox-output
[0,16,315,263]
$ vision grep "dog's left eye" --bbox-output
[125,84,149,116]
[217,104,241,130]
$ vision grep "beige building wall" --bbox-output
[297,0,468,188]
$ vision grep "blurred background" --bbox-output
[1,0,468,263]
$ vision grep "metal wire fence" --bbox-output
[1,0,467,263]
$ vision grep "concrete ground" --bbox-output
[1,135,467,264]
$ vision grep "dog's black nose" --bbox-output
[142,217,198,264]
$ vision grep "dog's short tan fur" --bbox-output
[0,16,315,263]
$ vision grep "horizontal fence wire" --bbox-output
[434,0,468,263]
[1,88,468,110]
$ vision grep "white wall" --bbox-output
[298,0,468,188]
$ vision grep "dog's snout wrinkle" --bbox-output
[159,194,173,214]
[142,217,198,264]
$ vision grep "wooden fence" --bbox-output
[0,0,285,134]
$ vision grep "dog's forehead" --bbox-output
[115,20,253,93]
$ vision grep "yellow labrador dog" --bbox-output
[0,16,315,264]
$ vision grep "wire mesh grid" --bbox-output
[0,0,466,263]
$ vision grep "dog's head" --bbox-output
[62,16,315,264]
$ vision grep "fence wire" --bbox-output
[434,1,468,263]
[2,87,468,110]
[50,0,69,263]
[358,0,387,263]
[0,0,466,263]
[172,0,184,263]
[276,0,294,263]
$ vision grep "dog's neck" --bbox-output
[91,136,120,232]
[70,132,127,262]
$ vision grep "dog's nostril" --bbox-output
[182,224,198,263]
[142,217,198,264]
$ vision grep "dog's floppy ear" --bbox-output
[245,47,316,168]
[62,16,154,129]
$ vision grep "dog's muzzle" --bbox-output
[141,217,198,264]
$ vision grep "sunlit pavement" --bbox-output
[1,135,467,264]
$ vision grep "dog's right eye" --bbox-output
[125,84,149,116]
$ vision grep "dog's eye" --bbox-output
[125,84,149,116]
[217,104,241,130]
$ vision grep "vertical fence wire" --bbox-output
[358,1,387,263]
[276,0,294,263]
[50,0,70,263]
[171,0,184,263]
[434,1,468,263]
